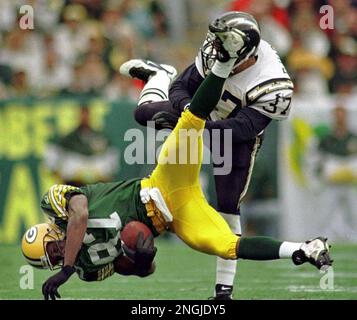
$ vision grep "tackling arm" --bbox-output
[169,63,204,112]
[205,107,271,143]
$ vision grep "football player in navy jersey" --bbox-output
[120,11,294,299]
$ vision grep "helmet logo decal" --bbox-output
[25,226,37,244]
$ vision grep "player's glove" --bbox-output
[209,20,247,62]
[152,111,179,130]
[42,265,76,300]
[122,232,157,276]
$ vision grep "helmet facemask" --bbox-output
[22,223,65,271]
[200,31,219,76]
[199,11,261,76]
[200,31,258,76]
[43,226,65,270]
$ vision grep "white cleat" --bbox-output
[292,237,333,271]
[119,59,177,82]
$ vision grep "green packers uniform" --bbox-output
[41,110,239,281]
[41,179,158,281]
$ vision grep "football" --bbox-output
[121,221,153,250]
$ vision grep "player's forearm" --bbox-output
[169,63,203,112]
[169,79,191,112]
[189,73,227,119]
[205,108,271,142]
[113,255,156,278]
[64,195,89,267]
[189,60,235,119]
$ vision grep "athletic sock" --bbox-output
[216,258,237,286]
[237,237,283,260]
[237,237,304,260]
[278,241,303,258]
[216,213,241,286]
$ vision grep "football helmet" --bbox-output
[199,11,261,75]
[22,223,65,270]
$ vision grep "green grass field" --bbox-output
[1,238,356,300]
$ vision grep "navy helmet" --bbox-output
[200,11,261,75]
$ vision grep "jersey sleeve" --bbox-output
[246,78,294,120]
[169,63,204,112]
[205,107,271,143]
[40,184,84,220]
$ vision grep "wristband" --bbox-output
[211,59,236,78]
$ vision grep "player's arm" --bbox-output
[41,184,88,300]
[113,255,156,278]
[205,107,271,143]
[78,255,156,281]
[64,194,88,267]
[41,184,89,267]
[205,86,293,142]
[169,63,204,112]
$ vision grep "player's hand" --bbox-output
[122,232,157,272]
[42,265,75,300]
[152,111,179,130]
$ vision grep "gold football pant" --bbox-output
[141,110,238,259]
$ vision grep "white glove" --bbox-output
[215,29,246,59]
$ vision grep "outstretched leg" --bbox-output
[212,136,260,299]
[144,28,333,282]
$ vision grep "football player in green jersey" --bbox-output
[22,24,332,300]
[22,181,158,300]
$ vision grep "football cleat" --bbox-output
[208,284,233,300]
[292,237,333,271]
[119,59,177,83]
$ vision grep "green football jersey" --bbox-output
[319,132,357,157]
[40,178,157,281]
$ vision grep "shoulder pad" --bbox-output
[246,78,294,104]
[42,184,83,219]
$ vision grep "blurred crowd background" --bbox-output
[0,0,356,100]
